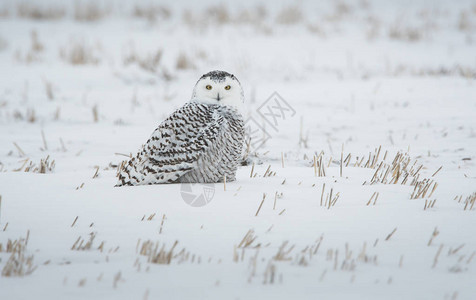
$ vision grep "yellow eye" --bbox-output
[206,85,212,90]
[225,85,231,90]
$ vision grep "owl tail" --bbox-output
[115,158,146,186]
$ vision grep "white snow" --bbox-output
[0,0,475,299]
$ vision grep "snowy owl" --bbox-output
[116,70,245,186]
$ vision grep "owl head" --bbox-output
[191,70,244,110]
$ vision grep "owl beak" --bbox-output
[216,93,221,101]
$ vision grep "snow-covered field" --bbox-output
[1,0,476,299]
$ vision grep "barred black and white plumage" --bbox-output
[116,71,245,186]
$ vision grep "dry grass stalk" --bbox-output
[334,249,339,270]
[2,251,36,277]
[0,238,25,253]
[17,3,65,20]
[92,105,99,122]
[92,166,100,179]
[364,150,431,189]
[431,166,443,177]
[319,269,327,282]
[41,78,54,101]
[78,278,86,287]
[255,193,266,216]
[71,232,98,251]
[97,241,105,252]
[133,4,171,23]
[13,142,26,157]
[159,214,166,234]
[320,183,325,206]
[388,21,423,42]
[266,225,274,233]
[449,244,465,256]
[232,247,241,262]
[467,252,476,264]
[411,180,437,200]
[366,192,377,206]
[263,261,276,284]
[123,48,163,73]
[385,227,397,241]
[26,108,38,123]
[59,138,67,151]
[74,1,109,22]
[428,183,438,198]
[373,239,378,247]
[235,5,268,24]
[247,248,260,282]
[313,154,326,176]
[176,52,196,70]
[273,191,277,210]
[24,30,45,63]
[13,158,29,172]
[313,155,317,176]
[263,165,273,177]
[45,81,54,102]
[54,107,61,121]
[276,6,302,25]
[237,229,258,248]
[37,156,54,173]
[143,289,150,300]
[273,241,294,261]
[330,191,340,208]
[14,156,55,173]
[356,242,377,264]
[1,234,36,277]
[139,240,179,265]
[321,187,339,209]
[428,227,439,246]
[113,271,123,289]
[432,244,444,268]
[207,5,230,24]
[463,192,476,211]
[60,40,100,65]
[71,216,79,227]
[373,193,379,205]
[344,153,352,167]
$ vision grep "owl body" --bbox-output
[177,103,244,183]
[116,71,245,186]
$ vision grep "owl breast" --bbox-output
[178,105,244,183]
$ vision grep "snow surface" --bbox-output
[0,0,476,299]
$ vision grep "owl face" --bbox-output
[192,71,244,109]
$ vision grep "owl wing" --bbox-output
[116,102,223,185]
